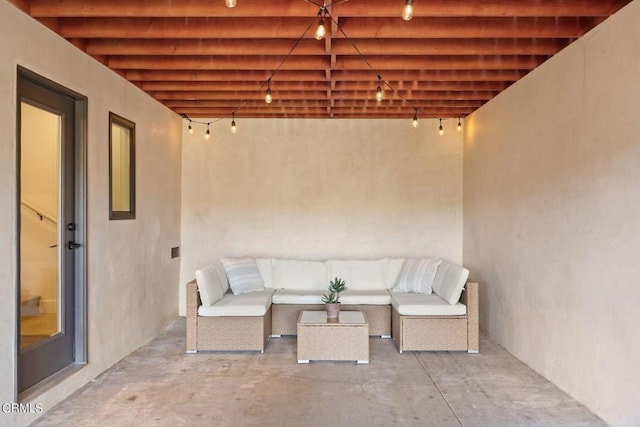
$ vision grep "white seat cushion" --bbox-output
[221,257,265,295]
[339,290,392,305]
[272,259,327,290]
[326,259,388,290]
[433,262,469,305]
[198,289,274,317]
[272,289,324,304]
[195,265,225,307]
[391,292,466,316]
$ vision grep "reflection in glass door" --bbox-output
[20,102,61,350]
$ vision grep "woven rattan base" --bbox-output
[186,280,271,353]
[272,303,390,336]
[391,282,479,353]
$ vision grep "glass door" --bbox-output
[18,75,77,392]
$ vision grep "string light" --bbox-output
[457,117,462,132]
[376,75,383,102]
[315,6,327,40]
[231,113,237,133]
[438,118,444,136]
[265,78,273,104]
[402,0,414,21]
[181,8,425,130]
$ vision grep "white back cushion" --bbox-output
[327,259,388,290]
[212,259,230,293]
[393,257,442,294]
[272,259,327,290]
[221,257,265,295]
[435,262,469,305]
[195,265,225,307]
[386,258,405,288]
[255,258,274,288]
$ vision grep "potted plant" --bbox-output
[322,277,348,320]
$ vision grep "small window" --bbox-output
[109,112,135,220]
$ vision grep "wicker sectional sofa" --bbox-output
[186,257,478,354]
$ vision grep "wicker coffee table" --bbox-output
[297,311,369,364]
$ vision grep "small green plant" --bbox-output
[321,277,348,304]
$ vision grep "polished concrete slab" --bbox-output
[33,319,604,426]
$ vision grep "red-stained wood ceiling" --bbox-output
[8,0,632,120]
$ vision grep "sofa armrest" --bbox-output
[186,279,199,352]
[461,281,479,352]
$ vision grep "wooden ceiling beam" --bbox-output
[123,69,527,83]
[124,70,327,82]
[140,81,330,91]
[164,99,484,109]
[331,69,527,82]
[335,55,546,71]
[109,54,543,71]
[58,17,595,39]
[28,0,625,18]
[107,55,330,70]
[153,90,330,100]
[337,17,596,39]
[86,39,327,56]
[174,106,474,116]
[85,38,569,56]
[152,90,497,101]
[141,80,510,92]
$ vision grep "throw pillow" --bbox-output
[393,257,442,294]
[221,257,265,295]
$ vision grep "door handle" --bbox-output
[67,241,81,250]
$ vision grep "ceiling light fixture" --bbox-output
[412,111,418,128]
[265,78,273,104]
[439,118,444,136]
[205,124,211,140]
[315,6,328,40]
[231,113,237,133]
[225,0,236,8]
[402,0,414,21]
[457,117,462,132]
[376,75,383,102]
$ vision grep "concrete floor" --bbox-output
[33,319,604,427]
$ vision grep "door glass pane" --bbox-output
[20,102,61,350]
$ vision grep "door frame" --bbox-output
[15,67,88,399]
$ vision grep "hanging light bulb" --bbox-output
[438,118,444,136]
[231,113,237,134]
[457,117,462,132]
[225,0,236,7]
[188,120,193,135]
[412,112,418,128]
[265,79,273,104]
[402,0,414,21]
[376,76,383,102]
[205,124,211,140]
[315,18,326,40]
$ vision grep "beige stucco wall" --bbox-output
[463,1,640,425]
[0,2,182,425]
[179,118,463,314]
